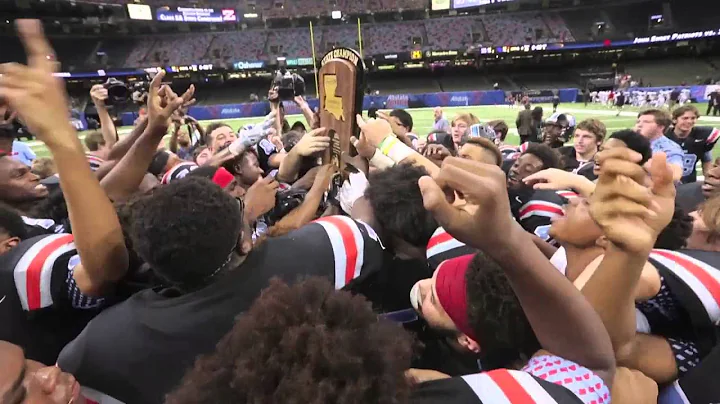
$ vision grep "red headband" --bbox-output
[435,254,478,343]
[212,167,235,189]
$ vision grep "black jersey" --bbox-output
[0,234,103,365]
[665,126,720,184]
[509,188,577,245]
[646,249,720,358]
[58,216,388,404]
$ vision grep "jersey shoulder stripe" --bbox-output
[161,162,198,184]
[650,249,720,324]
[13,234,75,311]
[312,216,366,289]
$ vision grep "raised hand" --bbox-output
[376,110,403,135]
[0,20,73,148]
[418,157,515,250]
[356,114,393,148]
[350,132,376,159]
[90,84,108,107]
[236,111,277,151]
[244,175,279,222]
[294,127,330,157]
[146,70,184,135]
[589,149,675,253]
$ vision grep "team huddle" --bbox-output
[1,19,720,404]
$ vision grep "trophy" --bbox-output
[318,47,366,179]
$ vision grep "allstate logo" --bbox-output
[221,108,241,116]
[450,96,468,104]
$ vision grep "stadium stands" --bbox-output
[625,59,716,86]
[423,17,474,50]
[480,13,570,46]
[266,27,320,58]
[206,30,268,64]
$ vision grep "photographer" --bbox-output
[0,107,35,166]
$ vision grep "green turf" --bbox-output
[25,103,720,175]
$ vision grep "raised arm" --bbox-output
[276,127,329,183]
[418,157,615,385]
[89,84,118,149]
[0,19,128,294]
[93,115,148,180]
[582,150,676,381]
[356,114,440,176]
[100,71,191,201]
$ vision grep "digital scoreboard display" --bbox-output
[453,0,513,9]
[156,7,238,23]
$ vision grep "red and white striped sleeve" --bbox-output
[305,216,386,290]
[12,234,76,312]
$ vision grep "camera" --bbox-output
[103,78,150,106]
[271,69,305,101]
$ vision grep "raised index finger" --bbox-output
[149,70,166,97]
[16,19,56,72]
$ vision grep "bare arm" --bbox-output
[0,20,128,295]
[420,157,615,385]
[89,84,118,149]
[100,72,188,201]
[168,123,180,153]
[94,116,148,181]
[277,127,329,183]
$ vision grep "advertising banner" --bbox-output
[156,7,238,23]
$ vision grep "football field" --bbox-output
[25,102,720,176]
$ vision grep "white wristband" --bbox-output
[370,149,395,169]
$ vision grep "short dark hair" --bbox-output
[608,130,652,165]
[389,109,413,131]
[0,203,27,240]
[464,138,502,166]
[639,109,672,130]
[523,143,561,170]
[365,163,438,248]
[204,122,232,144]
[466,251,540,370]
[166,277,412,404]
[290,121,306,132]
[83,132,105,152]
[281,130,304,153]
[127,177,242,286]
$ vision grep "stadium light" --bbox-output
[331,10,341,19]
[244,13,258,18]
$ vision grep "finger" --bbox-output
[16,20,56,72]
[597,158,647,184]
[648,152,675,197]
[523,170,552,183]
[418,176,459,227]
[595,147,643,166]
[533,182,563,191]
[149,70,166,96]
[596,176,652,205]
[0,63,32,88]
[180,84,195,103]
[442,156,497,178]
[377,111,390,121]
[356,114,367,129]
[350,136,359,146]
[307,127,327,137]
[592,197,654,219]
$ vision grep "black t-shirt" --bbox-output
[58,216,387,404]
[256,138,279,174]
[665,126,720,184]
[0,234,102,365]
[676,181,705,213]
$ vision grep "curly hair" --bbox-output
[523,143,561,170]
[0,202,27,239]
[165,277,413,404]
[654,203,693,250]
[608,130,652,165]
[365,163,438,248]
[465,251,540,370]
[127,177,242,286]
